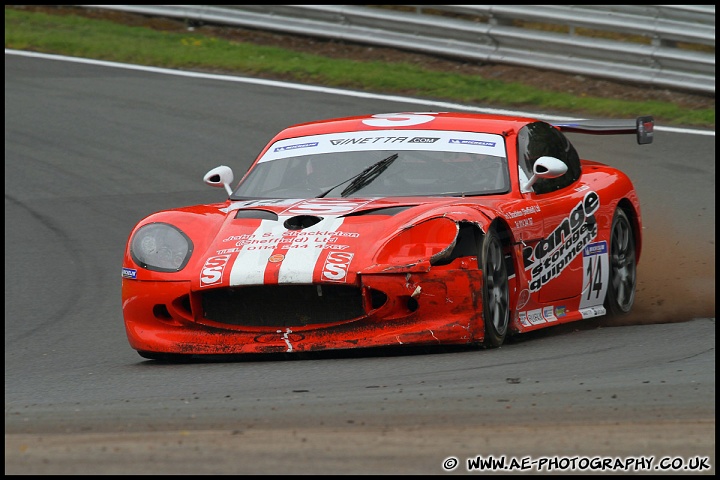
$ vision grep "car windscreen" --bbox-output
[231,129,509,199]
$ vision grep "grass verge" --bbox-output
[5,6,714,128]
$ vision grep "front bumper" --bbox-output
[122,268,484,355]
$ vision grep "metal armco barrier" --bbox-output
[82,5,716,94]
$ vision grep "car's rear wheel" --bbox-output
[605,208,637,315]
[480,226,510,347]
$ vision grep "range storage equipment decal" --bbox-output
[523,191,600,292]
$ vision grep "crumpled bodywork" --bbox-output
[123,197,495,354]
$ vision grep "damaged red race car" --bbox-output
[121,112,653,360]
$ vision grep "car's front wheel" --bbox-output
[604,208,637,315]
[480,226,510,347]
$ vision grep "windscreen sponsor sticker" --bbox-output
[449,139,496,147]
[274,142,319,153]
[259,129,506,162]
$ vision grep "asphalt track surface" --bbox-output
[4,52,715,475]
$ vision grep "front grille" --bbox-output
[202,284,367,327]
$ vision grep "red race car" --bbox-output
[121,112,653,360]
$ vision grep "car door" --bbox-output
[516,122,594,304]
[525,185,600,304]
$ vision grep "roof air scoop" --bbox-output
[284,215,323,230]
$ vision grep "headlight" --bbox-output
[130,223,193,272]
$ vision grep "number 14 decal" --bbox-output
[580,241,609,309]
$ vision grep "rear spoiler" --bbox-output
[552,116,654,145]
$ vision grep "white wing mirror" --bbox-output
[203,166,234,196]
[521,156,568,193]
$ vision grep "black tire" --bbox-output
[604,208,637,315]
[480,226,510,347]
